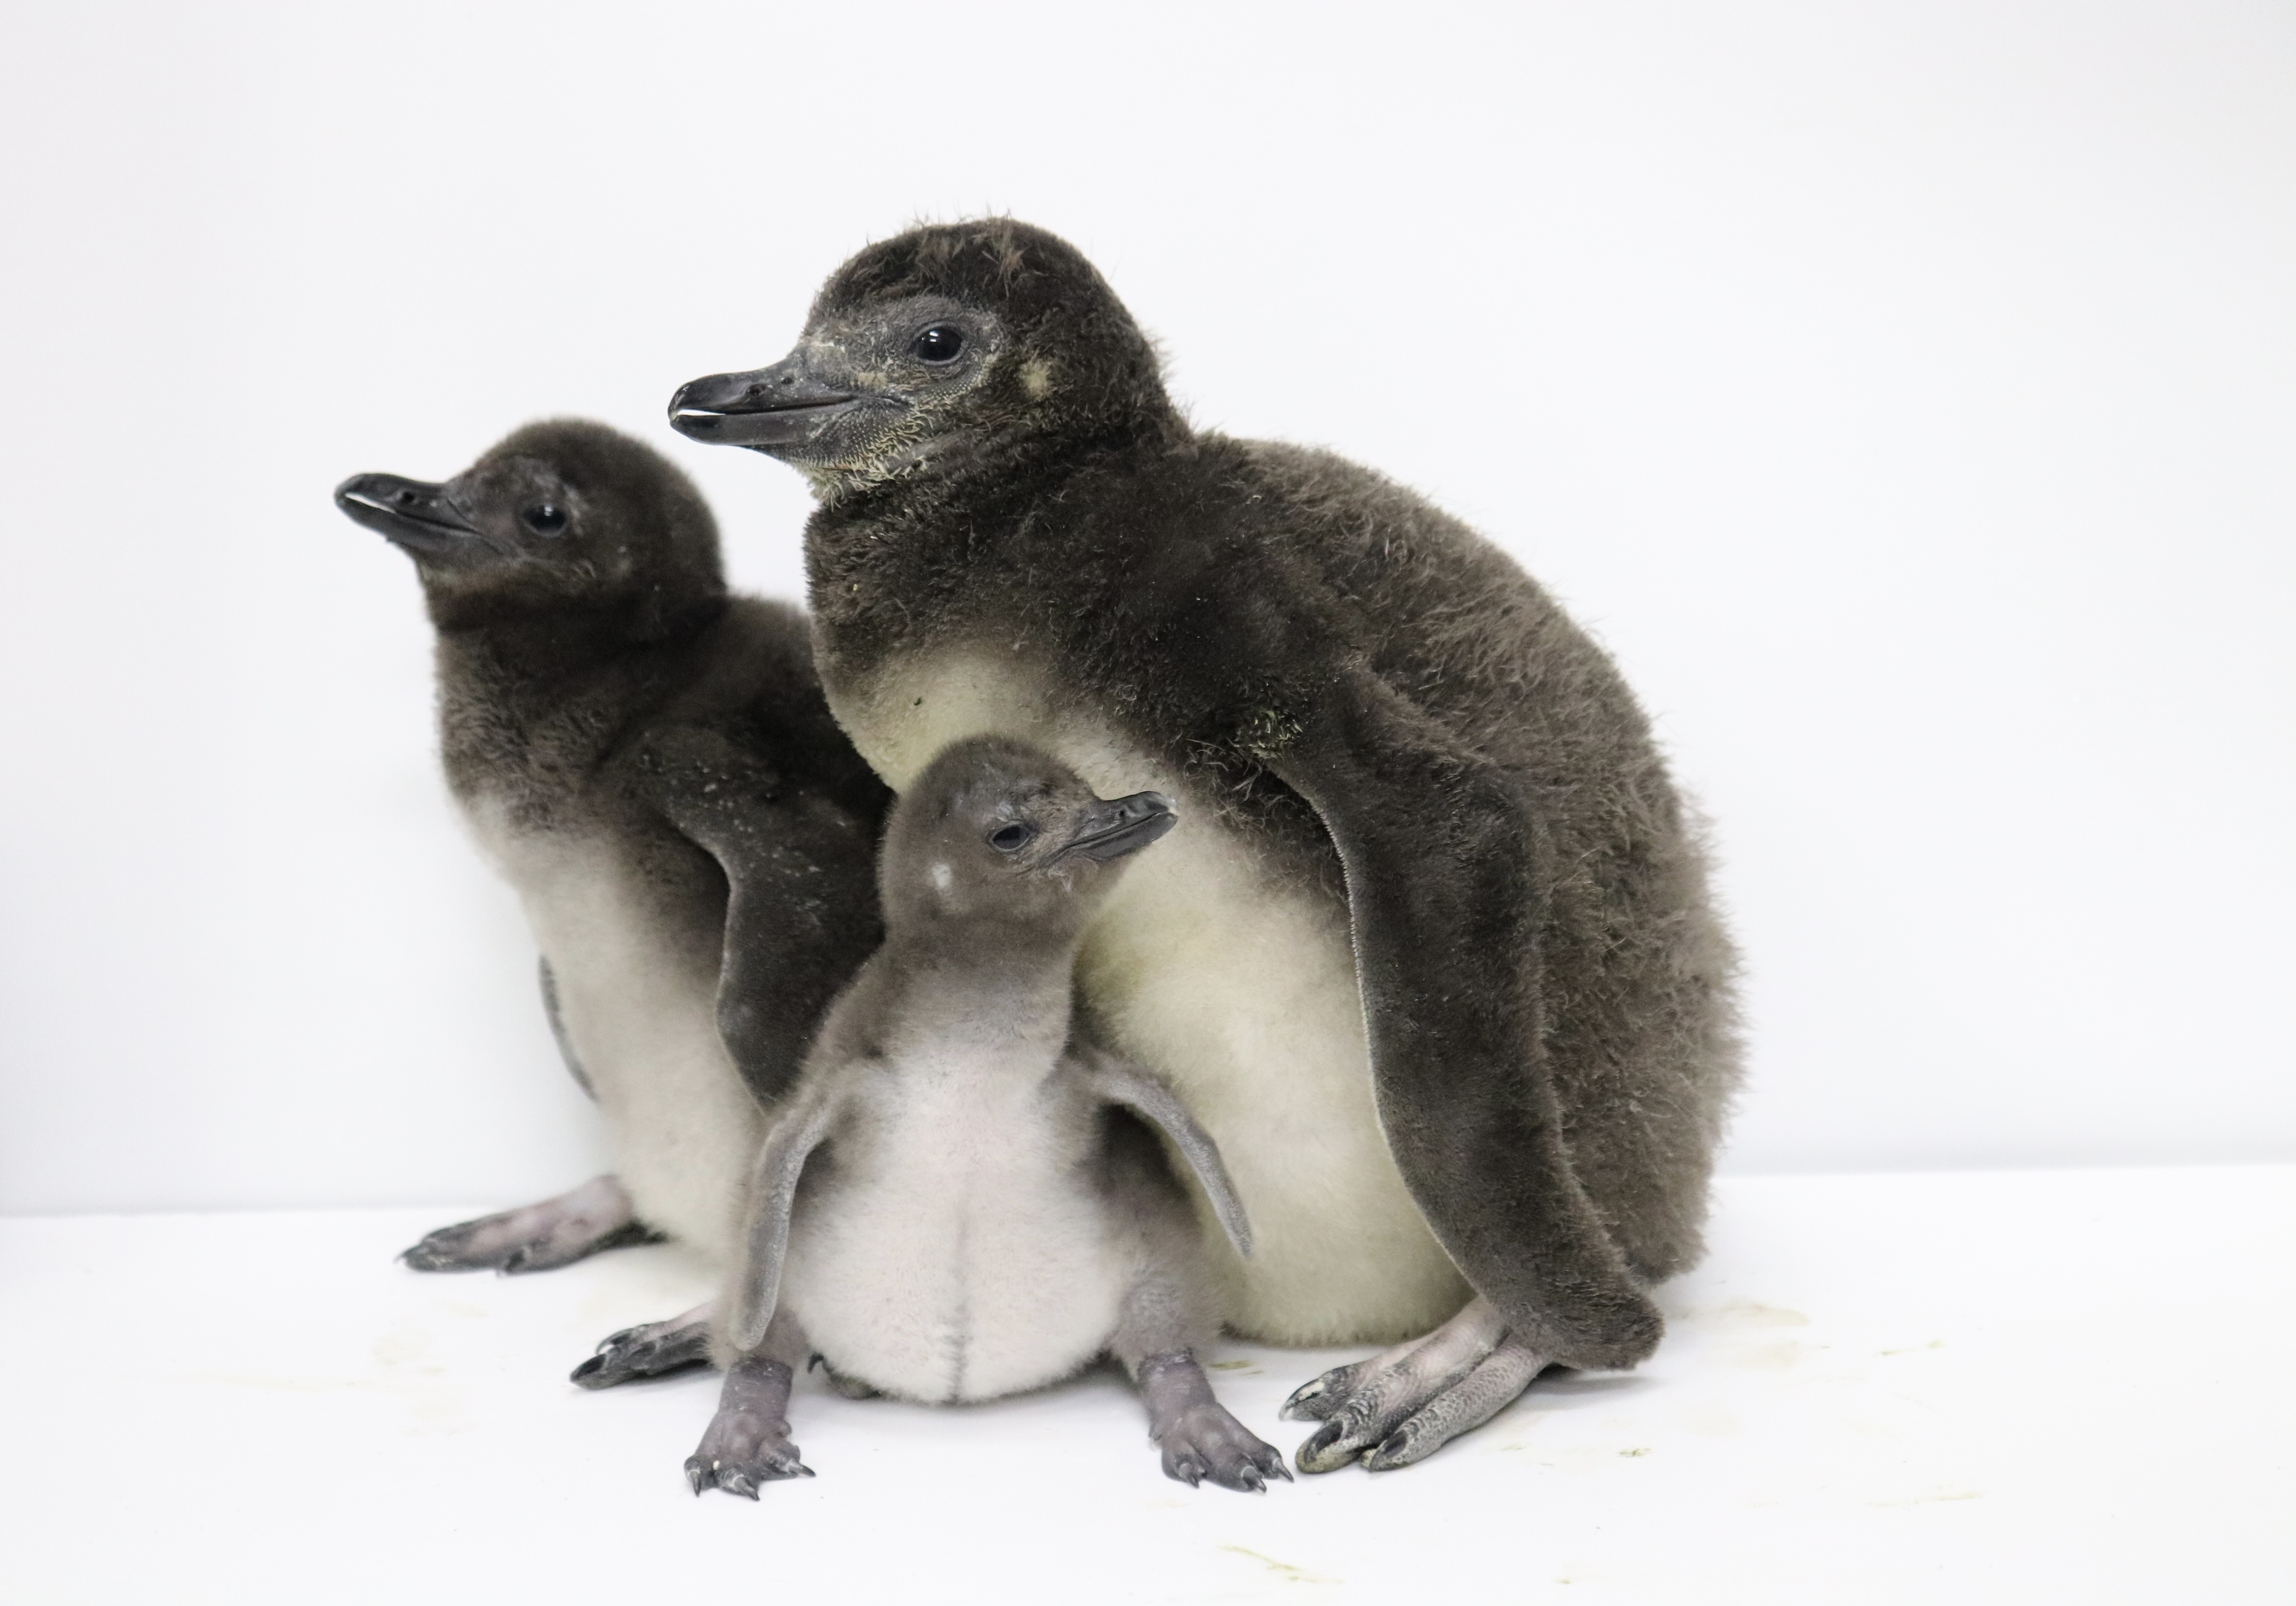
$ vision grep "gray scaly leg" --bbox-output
[686,1355,812,1498]
[1101,1137,1285,1494]
[399,1175,661,1274]
[572,1301,715,1389]
[1137,1351,1292,1492]
[1281,1296,1550,1471]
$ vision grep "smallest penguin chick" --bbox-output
[686,736,1288,1499]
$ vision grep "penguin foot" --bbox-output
[1156,1403,1293,1492]
[686,1355,812,1498]
[571,1302,714,1389]
[1281,1297,1549,1472]
[682,1446,812,1499]
[399,1176,660,1274]
[1136,1350,1290,1493]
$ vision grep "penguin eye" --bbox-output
[521,502,568,536]
[911,324,966,364]
[987,822,1036,854]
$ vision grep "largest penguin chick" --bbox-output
[335,421,889,1382]
[671,221,1742,1474]
[687,736,1288,1498]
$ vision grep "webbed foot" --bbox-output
[1281,1296,1548,1471]
[1159,1401,1292,1491]
[1138,1351,1291,1493]
[400,1176,660,1274]
[685,1356,813,1498]
[572,1302,713,1389]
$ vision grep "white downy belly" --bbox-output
[779,1069,1129,1403]
[464,806,762,1269]
[826,652,1469,1345]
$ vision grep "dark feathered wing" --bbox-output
[1266,669,1664,1370]
[641,725,883,1109]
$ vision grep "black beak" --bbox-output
[668,357,862,449]
[334,473,483,555]
[1052,791,1178,864]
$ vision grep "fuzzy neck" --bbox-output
[432,595,725,801]
[799,415,1185,687]
[869,923,1082,1060]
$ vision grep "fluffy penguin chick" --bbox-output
[671,219,1742,1473]
[335,420,889,1386]
[685,736,1288,1498]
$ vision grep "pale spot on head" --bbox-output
[1019,357,1055,399]
[931,862,954,895]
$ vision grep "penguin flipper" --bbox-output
[729,1082,841,1353]
[1073,1046,1253,1258]
[1262,669,1662,1372]
[640,725,882,1109]
[536,957,595,1100]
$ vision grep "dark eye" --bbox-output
[911,324,966,364]
[987,822,1036,854]
[521,502,568,535]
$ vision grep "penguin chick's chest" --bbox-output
[779,1062,1129,1405]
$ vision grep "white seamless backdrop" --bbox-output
[1,0,2290,1215]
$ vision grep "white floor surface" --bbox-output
[2,1166,2288,1604]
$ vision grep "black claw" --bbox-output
[569,1356,605,1385]
[1294,1417,1371,1475]
[592,1221,667,1253]
[1280,1366,1355,1422]
[684,1458,709,1496]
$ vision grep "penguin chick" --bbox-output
[334,420,890,1386]
[685,736,1288,1498]
[670,220,1742,1471]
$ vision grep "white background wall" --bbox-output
[1,1,2289,1215]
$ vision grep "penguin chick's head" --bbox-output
[668,219,1174,500]
[882,736,1177,941]
[334,419,724,633]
